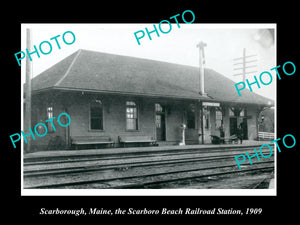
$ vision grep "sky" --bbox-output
[21,23,276,100]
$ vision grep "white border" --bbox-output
[21,23,277,196]
[22,189,275,196]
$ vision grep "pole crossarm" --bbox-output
[233,54,257,61]
[233,71,257,76]
[233,65,257,70]
[232,48,257,82]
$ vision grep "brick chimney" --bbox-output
[196,41,207,97]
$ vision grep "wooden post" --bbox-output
[181,126,186,145]
[242,48,246,83]
[256,106,265,141]
[64,108,70,149]
[25,28,32,152]
[196,41,207,144]
[200,101,204,144]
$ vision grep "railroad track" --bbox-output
[23,146,274,189]
[24,147,272,177]
[117,164,274,189]
[23,145,265,165]
[24,146,266,169]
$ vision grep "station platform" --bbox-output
[24,140,270,161]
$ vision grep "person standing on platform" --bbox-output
[237,122,244,144]
[219,126,225,144]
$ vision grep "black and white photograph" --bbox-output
[4,4,299,222]
[19,23,276,195]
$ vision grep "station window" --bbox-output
[203,106,210,129]
[187,104,196,129]
[215,109,223,129]
[126,101,138,130]
[90,100,103,130]
[155,104,164,129]
[46,106,54,132]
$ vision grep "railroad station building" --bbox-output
[26,49,274,150]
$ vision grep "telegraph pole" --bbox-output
[25,28,32,153]
[233,48,257,83]
[196,41,207,144]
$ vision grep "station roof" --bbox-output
[31,49,274,106]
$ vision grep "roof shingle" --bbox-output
[31,49,273,106]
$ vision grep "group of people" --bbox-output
[219,121,245,144]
